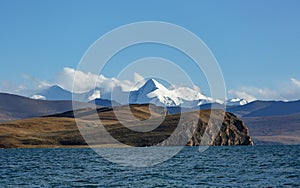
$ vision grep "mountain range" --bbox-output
[29,79,248,108]
[1,78,299,145]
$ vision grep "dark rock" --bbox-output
[187,110,253,146]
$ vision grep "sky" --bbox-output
[0,0,300,101]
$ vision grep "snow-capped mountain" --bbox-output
[29,85,128,103]
[30,85,102,102]
[129,79,218,107]
[30,79,248,108]
[129,79,179,106]
[226,98,248,106]
[30,85,72,101]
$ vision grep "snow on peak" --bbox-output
[141,79,166,92]
[30,95,46,100]
[130,79,216,107]
[31,77,248,107]
[88,90,101,101]
[226,98,248,106]
[129,79,172,105]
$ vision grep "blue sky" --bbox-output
[0,1,300,101]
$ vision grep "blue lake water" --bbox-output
[0,146,299,187]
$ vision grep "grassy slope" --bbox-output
[0,104,252,148]
[0,104,166,148]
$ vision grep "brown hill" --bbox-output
[0,93,95,122]
[242,113,300,145]
[0,104,253,148]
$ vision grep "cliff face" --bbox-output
[187,111,253,146]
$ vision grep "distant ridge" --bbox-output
[31,79,247,107]
[0,93,95,122]
[91,98,121,108]
[228,100,300,117]
[32,85,72,101]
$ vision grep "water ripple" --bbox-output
[0,146,299,187]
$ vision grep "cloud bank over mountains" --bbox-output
[0,67,299,102]
[57,67,143,93]
[0,67,145,97]
[229,77,300,102]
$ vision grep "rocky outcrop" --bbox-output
[187,111,253,146]
[102,108,253,147]
[0,105,253,148]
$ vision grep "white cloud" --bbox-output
[228,90,257,102]
[57,67,138,93]
[3,66,300,103]
[133,72,146,89]
[0,80,31,96]
[57,67,99,93]
[22,74,52,89]
[291,78,300,87]
[0,74,53,96]
[0,68,144,98]
[229,77,300,101]
[88,90,101,101]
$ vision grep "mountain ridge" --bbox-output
[0,92,96,122]
[29,79,248,107]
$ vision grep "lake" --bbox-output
[0,146,299,187]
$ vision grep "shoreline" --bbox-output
[4,144,300,150]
